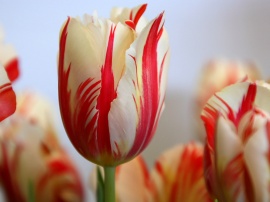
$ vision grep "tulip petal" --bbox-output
[0,65,16,122]
[0,28,20,82]
[108,12,170,160]
[244,117,270,202]
[215,116,244,201]
[111,4,147,31]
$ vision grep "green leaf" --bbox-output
[97,166,105,202]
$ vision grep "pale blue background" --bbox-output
[1,1,270,201]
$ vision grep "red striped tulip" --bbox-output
[0,64,16,121]
[195,59,261,140]
[0,28,20,82]
[90,143,212,202]
[58,4,170,166]
[151,143,212,202]
[201,81,270,201]
[0,93,84,202]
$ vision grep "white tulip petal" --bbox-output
[244,119,270,202]
[216,116,242,174]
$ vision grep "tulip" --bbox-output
[0,64,16,121]
[194,59,261,140]
[0,27,20,82]
[151,143,212,202]
[201,81,270,201]
[58,4,170,167]
[58,4,169,201]
[0,93,84,202]
[90,143,212,202]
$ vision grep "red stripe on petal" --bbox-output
[74,79,101,153]
[0,83,16,122]
[58,17,73,138]
[215,94,235,123]
[4,58,19,82]
[170,144,210,202]
[137,156,151,189]
[96,25,117,155]
[201,106,219,148]
[221,153,245,201]
[131,4,147,29]
[159,51,168,85]
[235,83,256,127]
[204,143,216,199]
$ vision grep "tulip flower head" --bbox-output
[151,143,212,202]
[0,93,84,202]
[195,59,261,140]
[201,81,270,202]
[58,4,170,166]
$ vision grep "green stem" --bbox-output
[104,166,116,202]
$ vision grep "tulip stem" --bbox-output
[104,166,116,202]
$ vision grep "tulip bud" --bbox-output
[58,4,170,166]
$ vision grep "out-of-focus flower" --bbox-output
[0,27,19,82]
[151,143,212,202]
[16,91,59,149]
[201,81,270,201]
[90,143,211,202]
[195,59,261,140]
[0,92,84,202]
[0,64,16,122]
[58,4,170,166]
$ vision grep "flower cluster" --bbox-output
[1,3,270,202]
